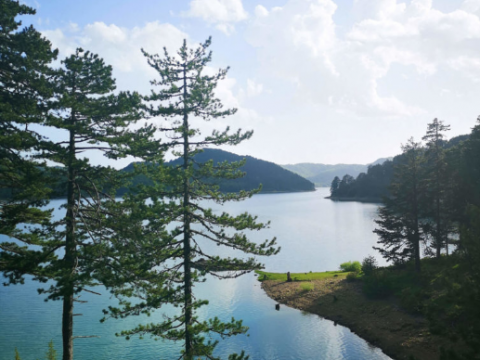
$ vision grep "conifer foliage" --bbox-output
[104,38,279,360]
[0,0,57,257]
[41,48,141,360]
[374,138,424,272]
[422,118,451,257]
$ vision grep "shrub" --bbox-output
[346,272,360,282]
[362,255,378,276]
[363,270,394,299]
[300,282,314,292]
[339,261,362,273]
[399,287,424,314]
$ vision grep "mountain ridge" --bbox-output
[281,157,393,187]
[122,148,316,194]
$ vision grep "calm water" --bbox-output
[0,188,391,360]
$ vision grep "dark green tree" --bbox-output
[1,47,144,360]
[374,138,425,272]
[0,0,57,257]
[422,118,451,257]
[44,48,143,360]
[330,176,340,196]
[104,38,279,360]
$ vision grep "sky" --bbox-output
[21,0,480,167]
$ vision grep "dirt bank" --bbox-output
[260,276,459,360]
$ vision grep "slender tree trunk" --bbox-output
[63,124,76,360]
[435,139,442,258]
[413,159,421,273]
[181,63,193,360]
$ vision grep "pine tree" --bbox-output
[38,48,143,360]
[45,340,57,360]
[103,38,279,359]
[374,138,425,272]
[0,0,58,269]
[422,118,451,257]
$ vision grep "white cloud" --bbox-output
[246,79,263,97]
[184,0,248,34]
[254,5,269,18]
[42,21,189,92]
[245,0,480,118]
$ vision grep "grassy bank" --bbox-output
[258,261,467,360]
[255,270,347,282]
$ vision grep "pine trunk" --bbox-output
[63,119,76,360]
[182,64,193,360]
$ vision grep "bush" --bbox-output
[340,261,362,273]
[399,287,424,314]
[363,270,394,299]
[299,282,314,292]
[362,255,378,276]
[346,272,360,282]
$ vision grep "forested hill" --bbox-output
[122,148,315,193]
[282,158,391,186]
[329,134,470,202]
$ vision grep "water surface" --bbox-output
[0,188,390,359]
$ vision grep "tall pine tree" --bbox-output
[103,38,279,360]
[45,48,143,360]
[422,118,451,257]
[374,138,425,272]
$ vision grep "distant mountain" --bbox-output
[122,148,315,194]
[281,158,392,187]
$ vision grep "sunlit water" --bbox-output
[0,188,391,360]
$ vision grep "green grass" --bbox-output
[299,282,314,292]
[255,270,348,282]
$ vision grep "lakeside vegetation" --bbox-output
[1,3,278,359]
[256,270,347,282]
[259,254,479,359]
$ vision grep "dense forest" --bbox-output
[330,119,480,359]
[329,134,470,202]
[121,148,315,194]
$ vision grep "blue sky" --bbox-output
[20,0,480,168]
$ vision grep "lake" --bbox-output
[0,188,391,360]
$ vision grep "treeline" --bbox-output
[329,134,469,201]
[0,2,278,360]
[119,148,315,195]
[341,118,480,359]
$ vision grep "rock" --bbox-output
[275,304,280,311]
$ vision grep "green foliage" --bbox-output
[255,270,347,282]
[300,282,314,292]
[44,340,57,360]
[339,261,362,273]
[374,138,424,272]
[346,272,360,282]
[422,118,452,258]
[361,256,378,276]
[0,0,57,280]
[362,270,395,299]
[14,348,21,360]
[102,38,279,360]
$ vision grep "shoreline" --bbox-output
[259,276,459,360]
[325,195,382,203]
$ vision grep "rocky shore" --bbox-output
[260,276,460,360]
